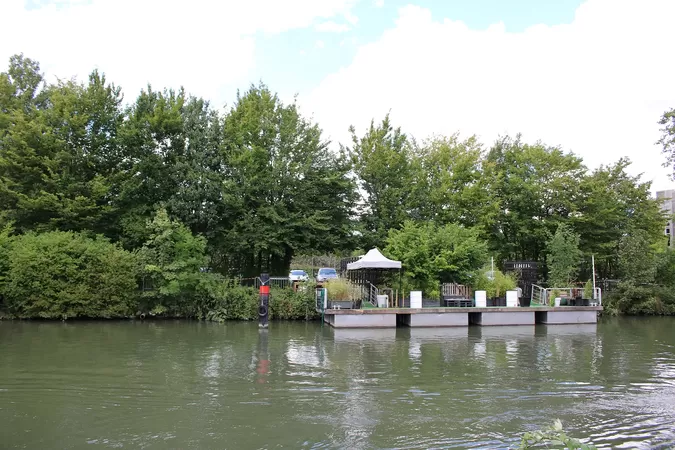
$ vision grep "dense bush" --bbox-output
[604,283,675,316]
[203,284,318,322]
[2,231,139,319]
[138,209,215,317]
[269,286,319,320]
[386,220,488,298]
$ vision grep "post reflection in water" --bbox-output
[0,319,674,449]
[255,329,270,384]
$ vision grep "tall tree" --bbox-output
[571,158,665,279]
[485,135,585,264]
[114,86,186,246]
[0,55,123,234]
[414,134,497,233]
[348,114,416,249]
[546,223,582,287]
[658,108,675,178]
[220,84,356,275]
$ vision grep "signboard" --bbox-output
[503,261,538,298]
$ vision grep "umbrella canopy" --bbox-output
[346,248,402,270]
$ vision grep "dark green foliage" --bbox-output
[605,233,675,315]
[138,208,216,317]
[203,283,259,322]
[572,159,665,279]
[546,223,582,287]
[658,107,675,178]
[605,283,675,316]
[269,286,319,320]
[1,231,139,319]
[203,285,318,322]
[1,54,673,318]
[348,115,415,248]
[220,84,356,275]
[386,221,488,297]
[485,135,585,263]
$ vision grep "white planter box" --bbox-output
[475,290,487,307]
[554,297,561,307]
[506,290,518,307]
[376,295,389,308]
[410,291,422,309]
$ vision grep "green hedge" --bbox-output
[2,231,139,319]
[0,228,320,321]
[204,285,319,322]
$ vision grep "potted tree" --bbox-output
[581,279,593,306]
[473,266,517,307]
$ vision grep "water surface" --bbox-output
[1,318,674,449]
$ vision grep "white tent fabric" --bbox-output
[346,248,402,270]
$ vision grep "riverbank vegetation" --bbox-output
[1,54,675,319]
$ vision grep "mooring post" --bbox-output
[258,273,270,328]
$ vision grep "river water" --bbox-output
[1,318,674,449]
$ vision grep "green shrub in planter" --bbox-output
[473,266,517,299]
[583,279,593,299]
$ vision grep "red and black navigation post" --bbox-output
[258,273,270,328]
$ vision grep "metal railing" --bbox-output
[531,285,602,306]
[531,284,547,306]
[365,282,379,307]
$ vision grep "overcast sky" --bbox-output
[2,0,674,192]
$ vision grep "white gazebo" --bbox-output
[346,248,402,271]
[346,248,403,307]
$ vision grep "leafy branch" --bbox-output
[517,420,597,450]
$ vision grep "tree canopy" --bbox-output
[0,54,670,315]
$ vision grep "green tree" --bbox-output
[608,230,670,315]
[115,86,186,247]
[485,135,585,263]
[572,159,665,279]
[414,134,497,233]
[658,108,675,178]
[138,208,213,316]
[221,84,356,276]
[0,55,124,235]
[546,223,582,287]
[385,220,488,296]
[618,230,657,285]
[348,114,416,249]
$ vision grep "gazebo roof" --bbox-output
[346,248,402,270]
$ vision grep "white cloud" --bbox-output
[0,0,359,103]
[315,40,326,50]
[315,20,351,33]
[303,0,675,191]
[374,0,384,7]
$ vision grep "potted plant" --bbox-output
[473,266,517,307]
[581,280,593,306]
[326,279,359,309]
[549,289,562,307]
